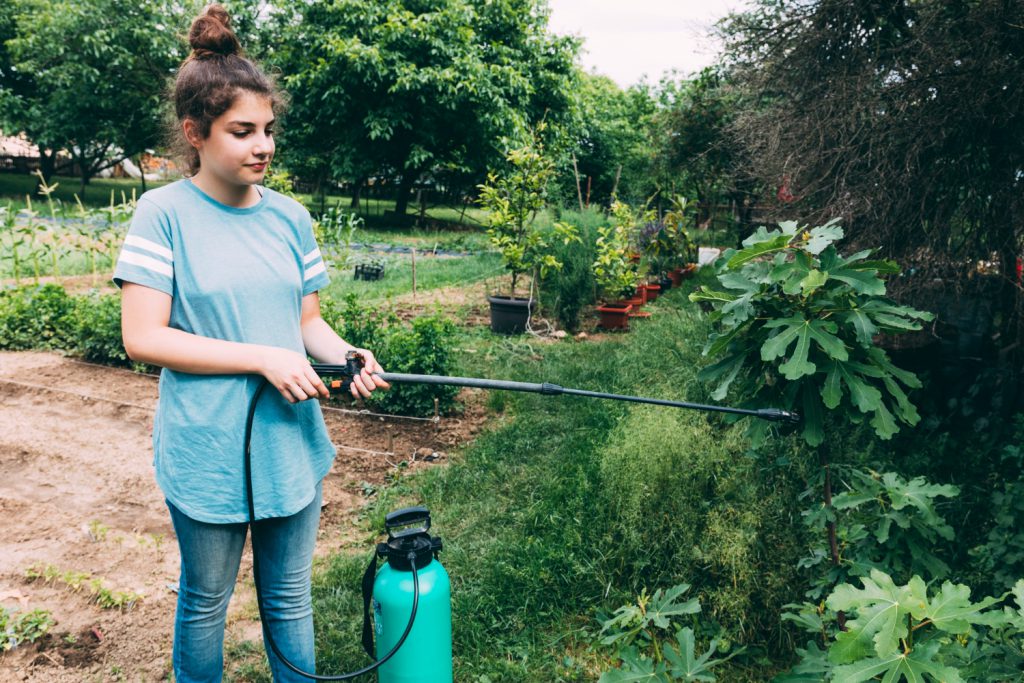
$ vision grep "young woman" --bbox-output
[114,5,388,681]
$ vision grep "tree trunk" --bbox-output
[394,171,418,218]
[350,176,366,209]
[138,156,147,194]
[38,149,57,183]
[819,443,847,630]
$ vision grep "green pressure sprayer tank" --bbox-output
[371,507,452,683]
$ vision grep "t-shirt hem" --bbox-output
[157,448,336,524]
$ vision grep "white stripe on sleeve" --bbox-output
[303,248,322,265]
[124,235,173,262]
[304,261,326,281]
[118,250,174,278]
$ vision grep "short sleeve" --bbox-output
[113,198,175,295]
[299,210,330,296]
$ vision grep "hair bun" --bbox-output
[189,4,241,58]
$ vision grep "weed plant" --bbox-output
[539,208,607,331]
[0,605,54,651]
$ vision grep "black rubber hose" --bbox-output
[244,380,420,681]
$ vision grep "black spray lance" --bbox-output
[246,351,800,681]
[313,350,801,425]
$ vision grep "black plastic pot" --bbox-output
[487,295,533,334]
[660,275,673,291]
[354,263,385,281]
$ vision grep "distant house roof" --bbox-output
[0,131,39,157]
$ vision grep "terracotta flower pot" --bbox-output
[667,269,683,287]
[624,293,645,309]
[596,302,632,330]
[642,283,661,302]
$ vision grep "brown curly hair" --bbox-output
[165,4,285,176]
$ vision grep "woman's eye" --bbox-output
[233,131,248,138]
[265,130,275,137]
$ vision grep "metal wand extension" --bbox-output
[311,354,800,424]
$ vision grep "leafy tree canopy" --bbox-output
[0,0,186,186]
[272,0,579,215]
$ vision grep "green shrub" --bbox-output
[0,605,54,651]
[594,583,738,681]
[0,283,77,350]
[71,292,131,366]
[321,293,459,416]
[540,217,599,331]
[778,571,1024,681]
[970,418,1024,592]
[372,315,459,416]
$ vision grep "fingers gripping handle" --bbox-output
[313,350,366,394]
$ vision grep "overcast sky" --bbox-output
[546,0,749,88]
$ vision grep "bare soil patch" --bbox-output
[0,351,488,682]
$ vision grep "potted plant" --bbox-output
[662,195,698,284]
[478,132,578,333]
[593,203,643,329]
[638,219,674,300]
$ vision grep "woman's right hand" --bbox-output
[257,347,329,404]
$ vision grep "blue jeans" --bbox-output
[167,483,322,682]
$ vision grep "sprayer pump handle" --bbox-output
[385,506,432,540]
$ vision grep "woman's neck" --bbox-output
[189,171,261,208]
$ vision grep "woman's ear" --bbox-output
[182,119,202,150]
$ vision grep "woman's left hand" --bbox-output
[348,348,391,399]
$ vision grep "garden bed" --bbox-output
[0,351,488,681]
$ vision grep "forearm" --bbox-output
[301,316,357,364]
[124,325,270,375]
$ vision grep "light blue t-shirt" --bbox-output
[113,179,336,523]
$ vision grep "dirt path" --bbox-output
[0,351,487,681]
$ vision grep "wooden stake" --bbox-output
[571,153,584,212]
[411,247,417,301]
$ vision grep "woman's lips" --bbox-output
[247,163,267,171]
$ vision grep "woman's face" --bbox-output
[187,90,275,190]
